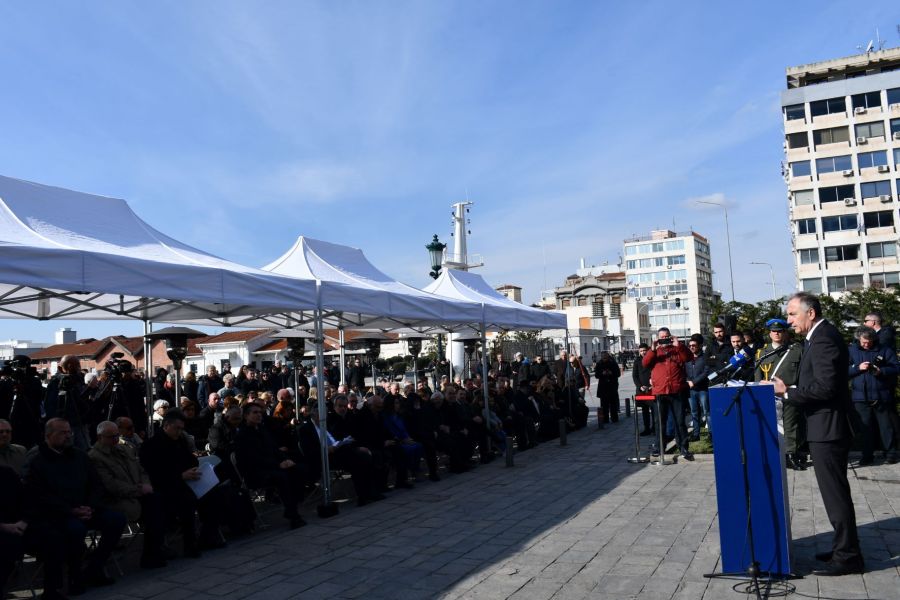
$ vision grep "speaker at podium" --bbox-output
[708,381,792,577]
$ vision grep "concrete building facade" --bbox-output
[782,47,900,294]
[623,229,715,339]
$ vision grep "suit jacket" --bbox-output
[792,319,851,443]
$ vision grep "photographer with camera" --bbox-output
[43,355,94,450]
[849,327,900,465]
[642,327,694,461]
[1,356,44,449]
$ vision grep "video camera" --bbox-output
[1,355,33,383]
[104,352,134,384]
[656,337,673,346]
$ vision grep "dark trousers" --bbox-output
[64,508,127,578]
[331,445,377,501]
[597,387,619,423]
[1,522,68,594]
[657,394,689,454]
[782,402,806,454]
[808,439,861,563]
[138,494,166,560]
[852,401,898,459]
[253,467,305,519]
[640,402,655,433]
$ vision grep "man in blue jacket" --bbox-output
[848,327,900,465]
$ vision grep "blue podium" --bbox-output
[709,382,792,576]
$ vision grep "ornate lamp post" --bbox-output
[426,234,447,382]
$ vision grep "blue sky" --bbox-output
[0,1,897,341]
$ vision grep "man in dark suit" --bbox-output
[774,292,863,575]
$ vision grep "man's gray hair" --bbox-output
[430,391,444,401]
[789,292,822,318]
[96,420,117,436]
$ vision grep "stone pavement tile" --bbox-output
[593,574,644,597]
[507,579,563,600]
[672,580,707,600]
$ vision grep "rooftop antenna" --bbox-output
[876,27,885,51]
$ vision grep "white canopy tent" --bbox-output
[423,268,566,330]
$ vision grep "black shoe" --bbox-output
[428,473,441,482]
[394,481,414,489]
[139,555,168,569]
[887,453,900,464]
[83,569,115,588]
[811,558,864,576]
[858,457,874,466]
[40,590,70,600]
[680,452,695,462]
[289,516,307,530]
[639,430,653,436]
[815,551,833,562]
[67,581,86,597]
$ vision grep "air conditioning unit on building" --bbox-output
[854,107,867,115]
[663,295,669,299]
[894,132,900,140]
[667,265,672,269]
[877,165,890,173]
[880,195,892,203]
[891,103,900,111]
[842,169,854,177]
[856,136,868,144]
[844,198,857,206]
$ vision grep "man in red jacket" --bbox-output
[642,327,694,461]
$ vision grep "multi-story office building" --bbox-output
[623,229,715,338]
[782,47,900,294]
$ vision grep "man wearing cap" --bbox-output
[756,318,805,470]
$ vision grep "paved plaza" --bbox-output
[24,385,900,600]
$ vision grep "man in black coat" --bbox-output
[704,324,732,376]
[234,403,306,529]
[594,351,620,424]
[24,418,126,593]
[632,343,654,435]
[774,292,863,575]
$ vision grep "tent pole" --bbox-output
[313,304,336,514]
[338,327,346,387]
[480,324,491,454]
[143,320,154,437]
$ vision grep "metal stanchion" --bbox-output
[627,395,650,464]
[596,406,604,429]
[625,396,631,418]
[505,443,514,467]
[651,395,666,466]
[558,418,568,446]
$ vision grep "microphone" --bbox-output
[707,348,751,382]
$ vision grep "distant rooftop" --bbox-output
[786,46,900,89]
[623,230,709,244]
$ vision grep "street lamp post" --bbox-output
[749,261,777,301]
[426,234,447,379]
[696,199,735,301]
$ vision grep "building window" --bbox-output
[786,132,809,149]
[894,148,900,167]
[821,215,858,233]
[827,275,864,292]
[799,248,819,264]
[856,121,885,139]
[666,255,686,266]
[860,180,892,199]
[591,301,605,317]
[863,210,894,228]
[867,241,898,258]
[851,91,882,110]
[871,272,900,289]
[815,155,852,175]
[801,278,823,294]
[784,104,805,121]
[791,160,812,177]
[793,189,814,206]
[810,97,846,117]
[797,218,816,234]
[887,88,900,105]
[819,184,855,204]
[858,151,888,169]
[813,126,850,147]
[824,245,860,262]
[694,240,710,254]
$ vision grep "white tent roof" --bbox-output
[423,269,566,330]
[262,236,485,329]
[0,175,321,323]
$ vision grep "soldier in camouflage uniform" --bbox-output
[755,318,806,470]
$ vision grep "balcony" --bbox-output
[811,112,848,126]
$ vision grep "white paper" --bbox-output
[186,462,219,499]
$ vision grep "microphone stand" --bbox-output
[704,358,797,599]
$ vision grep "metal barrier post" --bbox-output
[625,396,631,418]
[627,395,650,464]
[505,443,514,467]
[651,396,666,466]
[558,418,567,446]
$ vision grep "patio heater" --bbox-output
[269,329,316,406]
[144,326,205,434]
[351,333,390,391]
[402,334,431,391]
